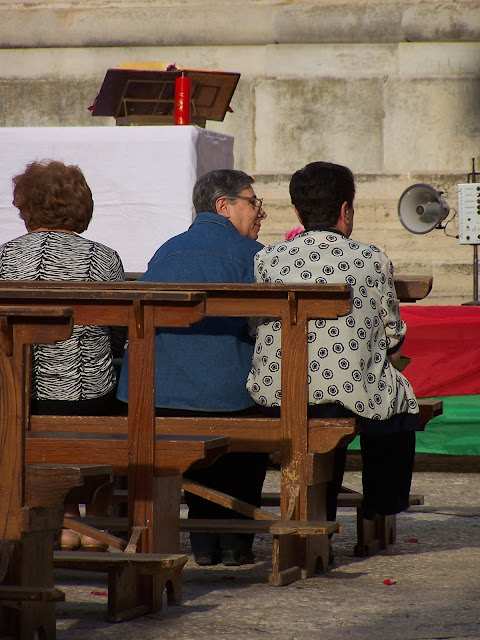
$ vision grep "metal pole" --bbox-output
[464,158,480,305]
[474,245,479,303]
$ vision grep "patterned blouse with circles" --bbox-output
[247,229,419,422]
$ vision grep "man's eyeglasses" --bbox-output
[234,195,264,212]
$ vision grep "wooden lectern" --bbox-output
[90,63,240,127]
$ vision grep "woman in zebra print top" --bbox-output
[0,159,126,549]
[0,159,126,409]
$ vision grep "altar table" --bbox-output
[0,126,233,272]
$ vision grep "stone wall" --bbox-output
[1,1,479,303]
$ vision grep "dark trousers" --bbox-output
[260,404,417,524]
[155,406,269,555]
[184,451,269,554]
[360,430,416,520]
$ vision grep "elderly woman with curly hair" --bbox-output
[0,159,126,550]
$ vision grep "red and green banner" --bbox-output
[349,305,480,455]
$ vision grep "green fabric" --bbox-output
[348,395,480,456]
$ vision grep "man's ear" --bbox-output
[216,196,231,218]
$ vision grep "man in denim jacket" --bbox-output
[118,169,268,566]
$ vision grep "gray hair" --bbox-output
[192,169,254,214]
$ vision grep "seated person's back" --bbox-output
[0,160,125,413]
[247,161,420,526]
[117,169,269,566]
[0,159,126,551]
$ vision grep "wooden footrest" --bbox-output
[259,491,424,509]
[54,551,188,622]
[337,491,424,508]
[0,585,65,603]
[53,550,187,573]
[179,519,340,536]
[75,515,340,536]
[258,490,424,557]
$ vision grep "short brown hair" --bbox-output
[12,160,94,233]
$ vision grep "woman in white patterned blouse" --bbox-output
[247,161,420,533]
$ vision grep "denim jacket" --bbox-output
[117,212,263,411]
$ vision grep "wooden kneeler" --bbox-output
[181,479,340,585]
[59,517,188,622]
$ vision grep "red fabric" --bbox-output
[401,305,480,398]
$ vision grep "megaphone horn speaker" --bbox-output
[398,183,450,234]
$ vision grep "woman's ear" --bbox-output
[340,201,349,223]
[294,207,302,224]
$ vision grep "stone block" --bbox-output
[0,79,108,127]
[398,43,480,77]
[384,78,480,173]
[0,4,275,48]
[0,45,266,81]
[272,4,404,44]
[206,80,254,177]
[402,4,480,42]
[265,43,397,78]
[253,78,384,173]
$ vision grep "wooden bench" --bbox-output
[340,397,443,555]
[0,461,115,639]
[3,280,359,590]
[0,275,438,633]
[53,551,187,623]
[0,290,223,636]
[55,276,437,584]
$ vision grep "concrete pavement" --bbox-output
[55,470,480,640]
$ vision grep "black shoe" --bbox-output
[194,551,221,566]
[221,549,255,566]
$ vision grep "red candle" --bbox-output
[174,75,191,125]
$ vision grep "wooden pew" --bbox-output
[250,398,443,557]
[0,276,436,607]
[0,288,225,636]
[14,280,357,588]
[0,462,117,640]
[109,275,441,565]
[27,277,434,586]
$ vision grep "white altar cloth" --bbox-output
[0,126,234,272]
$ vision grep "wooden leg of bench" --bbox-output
[269,534,301,586]
[106,562,184,622]
[0,507,65,640]
[152,566,183,607]
[153,475,182,554]
[107,565,150,622]
[303,479,330,577]
[270,453,333,584]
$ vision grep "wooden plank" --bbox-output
[414,454,480,473]
[0,587,65,603]
[257,491,425,508]
[25,433,229,475]
[394,275,432,302]
[178,519,340,536]
[53,551,187,572]
[182,479,278,521]
[25,464,113,508]
[417,398,444,429]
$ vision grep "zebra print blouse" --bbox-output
[0,231,125,401]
